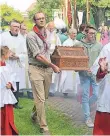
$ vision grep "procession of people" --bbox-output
[0,7,110,135]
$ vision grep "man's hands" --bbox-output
[9,51,19,60]
[49,63,61,73]
[87,69,92,73]
[6,83,12,89]
[99,57,108,72]
[36,54,61,73]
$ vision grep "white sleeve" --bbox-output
[91,46,109,75]
[0,33,5,46]
[17,37,27,67]
[56,35,61,46]
[63,40,67,46]
[7,64,17,90]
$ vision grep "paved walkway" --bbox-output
[47,92,96,135]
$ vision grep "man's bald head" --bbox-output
[68,28,77,40]
[47,21,55,32]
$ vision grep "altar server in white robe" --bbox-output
[56,28,80,95]
[46,21,61,54]
[0,19,25,109]
[90,42,110,135]
[46,21,61,96]
[19,23,31,90]
[0,46,18,135]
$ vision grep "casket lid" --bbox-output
[51,46,89,70]
[52,46,87,58]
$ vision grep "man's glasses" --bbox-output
[21,28,27,30]
[88,32,97,35]
[35,17,45,21]
[12,25,20,28]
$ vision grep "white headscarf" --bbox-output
[54,17,66,29]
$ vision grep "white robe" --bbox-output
[56,38,80,93]
[0,65,17,108]
[46,30,62,93]
[91,42,110,113]
[18,34,31,89]
[0,31,27,89]
[54,17,66,30]
[46,30,61,54]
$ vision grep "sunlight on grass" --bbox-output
[14,98,41,135]
[14,98,87,135]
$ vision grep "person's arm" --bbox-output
[36,54,60,73]
[9,50,19,60]
[96,67,107,79]
[26,34,61,73]
[6,82,14,91]
[8,82,14,91]
[96,57,108,80]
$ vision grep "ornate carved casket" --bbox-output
[51,46,89,70]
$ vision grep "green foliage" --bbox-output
[71,0,110,28]
[72,0,86,9]
[0,4,24,27]
[14,98,88,135]
[72,0,110,9]
[26,21,34,31]
[28,0,62,22]
[90,0,110,8]
[22,19,34,31]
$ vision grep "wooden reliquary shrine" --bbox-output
[51,46,89,70]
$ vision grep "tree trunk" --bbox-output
[92,6,105,29]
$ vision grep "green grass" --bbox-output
[14,98,87,135]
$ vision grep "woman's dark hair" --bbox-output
[85,25,96,33]
[33,11,45,21]
[61,27,67,34]
[79,24,86,32]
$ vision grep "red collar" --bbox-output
[0,61,6,66]
[33,25,48,54]
[33,25,47,40]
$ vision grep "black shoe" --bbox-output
[40,128,44,133]
[40,128,50,135]
[31,112,38,123]
[63,93,68,97]
[49,92,54,97]
[14,105,23,109]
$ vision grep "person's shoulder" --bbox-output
[1,31,10,37]
[63,38,70,44]
[96,41,101,44]
[18,33,23,38]
[95,41,103,47]
[0,65,8,73]
[65,37,70,42]
[103,42,110,51]
[74,40,83,46]
[27,31,35,38]
[75,39,80,43]
[26,31,38,41]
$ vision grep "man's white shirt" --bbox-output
[0,31,26,82]
[63,38,79,46]
[91,42,110,113]
[0,64,17,107]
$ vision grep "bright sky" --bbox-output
[0,0,35,12]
